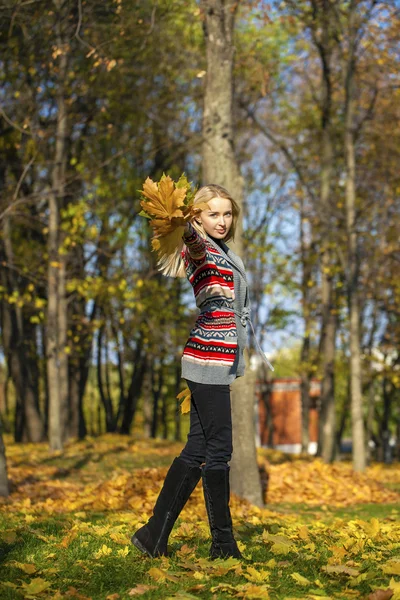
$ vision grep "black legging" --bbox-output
[179,379,233,471]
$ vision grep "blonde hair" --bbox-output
[156,184,240,278]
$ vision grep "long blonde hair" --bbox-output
[156,184,240,278]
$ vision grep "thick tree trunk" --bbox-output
[344,2,366,472]
[314,2,337,464]
[47,2,69,450]
[200,0,262,506]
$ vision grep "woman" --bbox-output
[131,184,271,560]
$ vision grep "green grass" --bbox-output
[1,436,399,600]
[0,509,398,600]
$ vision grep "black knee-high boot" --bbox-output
[131,457,201,557]
[202,467,242,560]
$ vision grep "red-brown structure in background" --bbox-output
[255,378,321,453]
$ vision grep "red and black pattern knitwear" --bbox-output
[180,222,249,385]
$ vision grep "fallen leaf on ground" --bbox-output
[290,572,311,585]
[367,590,394,600]
[322,564,360,576]
[128,584,156,596]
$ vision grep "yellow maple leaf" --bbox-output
[139,175,210,262]
[177,386,191,414]
[389,578,400,600]
[244,566,270,582]
[21,578,52,595]
[141,175,187,220]
[322,564,360,576]
[8,561,37,574]
[290,572,310,586]
[147,567,179,583]
[382,559,400,575]
[235,583,270,599]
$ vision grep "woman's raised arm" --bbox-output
[183,221,207,262]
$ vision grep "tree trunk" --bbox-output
[318,293,337,462]
[174,363,182,442]
[1,221,44,443]
[299,197,314,453]
[0,420,9,496]
[151,361,162,438]
[47,1,69,450]
[381,378,392,464]
[314,1,337,464]
[141,358,152,438]
[68,357,87,441]
[336,379,350,459]
[162,390,168,440]
[119,334,147,434]
[97,324,116,431]
[200,0,263,506]
[58,252,69,440]
[344,1,366,472]
[365,379,375,464]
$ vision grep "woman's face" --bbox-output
[195,197,233,240]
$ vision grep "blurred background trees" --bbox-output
[0,0,399,491]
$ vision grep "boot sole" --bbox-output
[131,535,154,558]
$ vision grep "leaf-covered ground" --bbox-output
[0,435,399,600]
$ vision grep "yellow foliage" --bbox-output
[259,454,400,506]
[139,174,209,262]
[94,545,113,559]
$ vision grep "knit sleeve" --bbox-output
[182,222,207,262]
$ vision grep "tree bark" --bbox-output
[97,323,116,431]
[47,0,69,450]
[141,357,152,438]
[0,420,9,496]
[312,0,337,463]
[200,0,262,506]
[151,360,163,438]
[174,363,182,442]
[1,220,44,443]
[344,0,366,472]
[299,197,314,453]
[119,333,147,434]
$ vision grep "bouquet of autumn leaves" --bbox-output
[138,173,209,258]
[138,174,209,414]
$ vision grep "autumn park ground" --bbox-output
[0,435,399,600]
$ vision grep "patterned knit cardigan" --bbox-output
[180,222,248,384]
